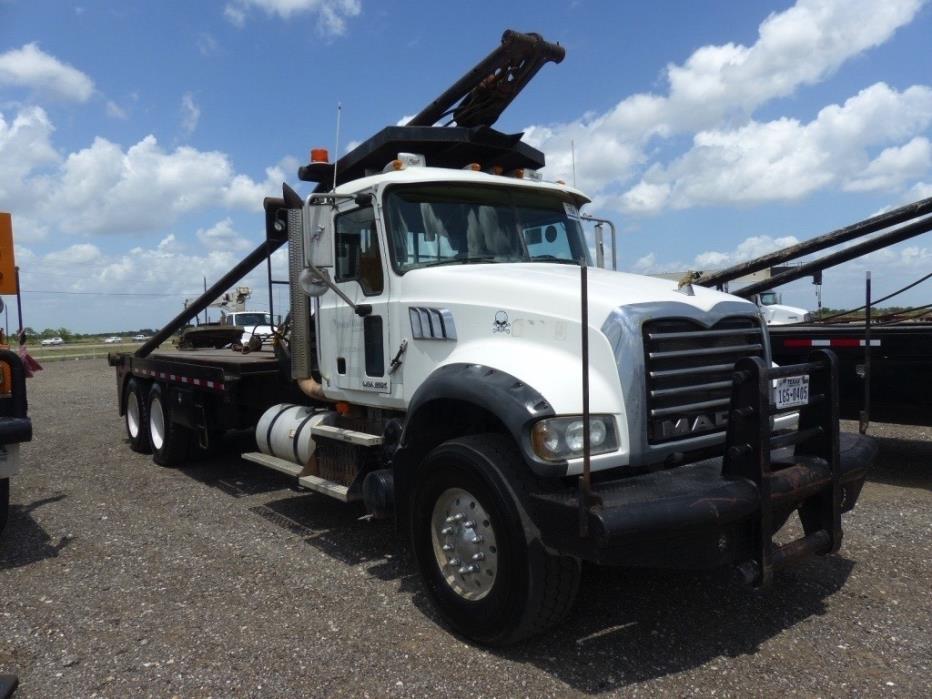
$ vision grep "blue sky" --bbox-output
[1,0,931,332]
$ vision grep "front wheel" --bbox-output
[147,383,191,467]
[410,434,580,645]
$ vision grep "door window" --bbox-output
[335,207,384,295]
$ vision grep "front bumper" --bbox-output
[530,431,876,571]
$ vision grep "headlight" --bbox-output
[531,415,618,462]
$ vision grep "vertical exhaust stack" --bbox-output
[281,191,327,402]
[287,207,314,383]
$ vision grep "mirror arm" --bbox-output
[303,263,371,316]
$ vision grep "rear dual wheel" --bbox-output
[147,383,191,467]
[124,378,151,453]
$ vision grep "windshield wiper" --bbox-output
[530,255,580,265]
[417,255,501,268]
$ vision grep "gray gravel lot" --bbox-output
[1,358,930,697]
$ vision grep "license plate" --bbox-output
[774,375,809,409]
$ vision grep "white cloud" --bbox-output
[0,105,293,236]
[106,100,128,119]
[524,0,926,198]
[632,253,657,272]
[223,0,361,35]
[53,135,239,234]
[844,137,932,192]
[181,93,201,135]
[17,234,289,332]
[0,106,59,205]
[907,181,932,199]
[224,5,246,26]
[617,83,932,212]
[197,33,220,56]
[223,158,296,210]
[196,218,252,252]
[692,235,802,271]
[0,43,95,102]
[44,243,102,266]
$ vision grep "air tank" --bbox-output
[255,403,336,466]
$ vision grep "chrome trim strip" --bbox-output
[650,397,731,418]
[650,380,733,398]
[649,343,763,359]
[647,327,762,341]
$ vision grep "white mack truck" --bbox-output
[110,30,876,645]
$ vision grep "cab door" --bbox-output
[316,203,392,398]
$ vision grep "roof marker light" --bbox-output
[383,152,426,172]
[310,148,330,163]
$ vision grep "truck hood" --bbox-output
[763,303,809,325]
[398,263,756,325]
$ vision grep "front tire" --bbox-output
[147,383,190,467]
[410,434,580,645]
[124,378,151,454]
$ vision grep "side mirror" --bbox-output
[305,204,334,269]
[299,267,329,298]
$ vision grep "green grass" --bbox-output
[25,341,146,362]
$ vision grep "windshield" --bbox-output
[384,185,591,272]
[758,292,779,306]
[232,312,271,326]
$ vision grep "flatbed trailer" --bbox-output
[109,347,304,456]
[691,197,932,429]
[769,323,932,426]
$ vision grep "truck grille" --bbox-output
[644,316,765,444]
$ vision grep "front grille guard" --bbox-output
[577,349,842,587]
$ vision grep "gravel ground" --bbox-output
[1,359,930,697]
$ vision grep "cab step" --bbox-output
[240,451,360,503]
[241,451,303,477]
[310,424,383,447]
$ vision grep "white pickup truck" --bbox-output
[220,311,274,345]
[753,290,811,325]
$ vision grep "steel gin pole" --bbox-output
[860,271,872,434]
[579,262,592,537]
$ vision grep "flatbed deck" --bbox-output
[769,322,932,426]
[148,347,280,367]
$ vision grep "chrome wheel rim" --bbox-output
[149,394,165,451]
[430,487,498,601]
[126,392,140,438]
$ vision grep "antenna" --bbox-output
[571,139,576,187]
[332,102,342,192]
